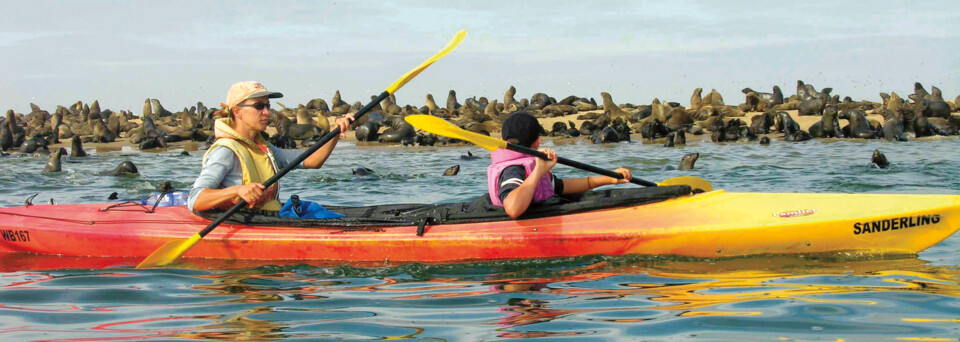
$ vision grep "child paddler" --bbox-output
[188,81,353,217]
[487,112,633,218]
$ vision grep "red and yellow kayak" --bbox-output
[1,190,958,263]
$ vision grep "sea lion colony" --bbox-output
[1,81,958,157]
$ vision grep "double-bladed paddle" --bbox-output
[136,30,468,268]
[403,114,713,192]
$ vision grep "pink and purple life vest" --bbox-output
[486,149,556,207]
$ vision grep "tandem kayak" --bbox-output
[1,186,959,263]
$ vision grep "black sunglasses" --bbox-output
[237,102,271,110]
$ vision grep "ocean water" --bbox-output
[1,136,959,341]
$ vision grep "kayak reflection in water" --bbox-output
[487,112,634,218]
[187,81,352,216]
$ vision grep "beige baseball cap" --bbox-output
[223,81,283,109]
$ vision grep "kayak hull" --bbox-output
[1,190,959,262]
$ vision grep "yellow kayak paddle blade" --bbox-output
[405,114,507,151]
[386,30,467,94]
[136,233,202,268]
[659,176,713,192]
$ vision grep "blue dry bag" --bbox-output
[279,195,345,219]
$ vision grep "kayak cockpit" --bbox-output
[194,185,692,230]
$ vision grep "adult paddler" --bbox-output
[187,81,353,212]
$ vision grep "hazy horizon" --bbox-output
[1,1,958,114]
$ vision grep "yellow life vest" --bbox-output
[201,118,282,211]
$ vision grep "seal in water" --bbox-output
[43,147,66,173]
[460,151,479,160]
[663,152,699,171]
[69,135,87,157]
[871,149,890,169]
[352,167,375,176]
[97,161,139,176]
[442,164,460,176]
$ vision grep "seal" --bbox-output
[879,109,907,141]
[353,167,375,176]
[664,107,692,132]
[138,129,168,150]
[424,94,440,114]
[43,147,66,173]
[0,118,11,151]
[504,86,518,108]
[639,117,666,140]
[917,98,952,119]
[305,98,329,112]
[460,151,479,160]
[749,110,775,134]
[663,129,686,147]
[330,90,352,115]
[5,110,25,148]
[97,161,139,176]
[611,118,631,142]
[550,122,568,136]
[566,121,581,137]
[414,132,438,146]
[808,105,842,138]
[541,104,577,117]
[69,135,88,157]
[91,118,116,143]
[592,126,620,144]
[142,98,152,117]
[484,99,500,118]
[107,112,121,136]
[446,90,460,112]
[381,94,402,115]
[89,100,101,117]
[296,106,314,126]
[775,111,800,135]
[19,135,48,154]
[702,89,725,107]
[871,149,890,169]
[798,88,831,116]
[354,121,381,142]
[759,136,771,145]
[742,86,784,107]
[278,116,323,140]
[784,130,812,142]
[442,165,460,176]
[573,98,597,111]
[678,152,699,170]
[150,99,173,117]
[663,152,699,170]
[690,88,703,111]
[839,109,878,139]
[926,117,958,136]
[378,117,415,145]
[528,93,550,111]
[913,82,931,101]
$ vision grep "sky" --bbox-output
[1,0,958,114]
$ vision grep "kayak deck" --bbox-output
[0,190,958,262]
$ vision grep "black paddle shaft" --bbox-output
[196,91,391,238]
[506,143,658,187]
